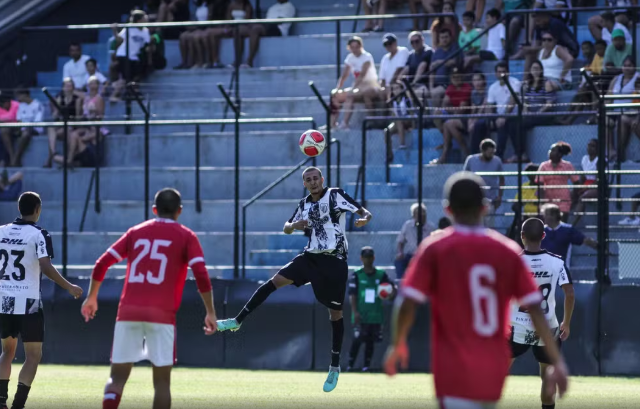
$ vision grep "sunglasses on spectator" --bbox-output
[542,37,554,42]
[384,42,393,46]
[410,38,422,44]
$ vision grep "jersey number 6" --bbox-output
[469,264,498,337]
[129,239,172,284]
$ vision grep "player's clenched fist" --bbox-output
[204,313,218,335]
[68,284,83,299]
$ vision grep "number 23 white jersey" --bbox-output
[510,250,572,345]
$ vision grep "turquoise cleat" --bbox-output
[323,366,340,392]
[216,318,241,332]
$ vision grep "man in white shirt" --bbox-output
[394,203,435,279]
[83,58,108,92]
[378,33,410,100]
[62,43,90,90]
[589,11,633,46]
[110,10,151,101]
[265,0,296,36]
[6,88,44,167]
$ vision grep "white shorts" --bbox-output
[439,397,497,409]
[111,321,176,367]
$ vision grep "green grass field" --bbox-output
[14,364,640,408]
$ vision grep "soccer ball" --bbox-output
[377,283,394,300]
[299,129,326,157]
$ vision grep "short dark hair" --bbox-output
[495,61,509,72]
[86,58,97,66]
[601,11,615,22]
[522,218,545,242]
[444,172,486,215]
[439,28,452,38]
[154,188,182,216]
[14,87,29,97]
[595,39,607,47]
[438,217,452,229]
[18,192,41,216]
[480,138,496,151]
[581,40,594,47]
[0,93,11,104]
[302,166,323,179]
[462,11,476,20]
[486,8,501,19]
[69,41,81,48]
[551,141,572,157]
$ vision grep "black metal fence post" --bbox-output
[502,74,523,228]
[403,79,424,243]
[127,84,151,219]
[361,120,367,207]
[95,125,101,213]
[125,26,132,135]
[195,124,202,213]
[309,82,332,186]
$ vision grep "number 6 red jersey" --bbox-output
[401,226,541,402]
[91,218,212,325]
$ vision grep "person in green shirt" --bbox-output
[604,29,632,76]
[346,246,395,372]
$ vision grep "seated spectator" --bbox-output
[14,88,45,167]
[515,11,578,62]
[0,93,19,168]
[361,0,388,32]
[465,0,486,29]
[536,141,579,218]
[435,68,472,164]
[378,33,410,101]
[588,11,632,46]
[394,202,435,279]
[0,170,23,202]
[110,10,152,102]
[459,11,481,70]
[603,29,632,76]
[618,192,640,226]
[469,62,521,155]
[581,40,594,62]
[465,9,505,70]
[84,58,109,93]
[240,0,297,66]
[612,57,640,162]
[463,138,505,227]
[62,42,91,90]
[175,0,215,69]
[157,0,190,40]
[45,78,82,168]
[537,31,573,90]
[430,2,459,49]
[541,203,597,266]
[331,36,379,130]
[571,139,599,226]
[430,29,462,110]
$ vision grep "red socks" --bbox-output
[103,392,121,409]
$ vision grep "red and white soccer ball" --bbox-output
[299,129,327,157]
[377,283,394,300]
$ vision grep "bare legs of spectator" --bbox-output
[52,130,80,167]
[361,0,387,32]
[0,129,12,167]
[571,188,597,227]
[465,0,485,26]
[233,26,252,67]
[407,0,421,31]
[618,114,640,163]
[437,119,470,164]
[11,129,32,167]
[207,28,228,67]
[246,24,265,67]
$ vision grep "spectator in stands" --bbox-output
[157,0,190,39]
[515,11,578,61]
[0,169,23,202]
[394,202,435,279]
[84,58,109,93]
[581,40,595,63]
[537,31,573,90]
[0,93,19,168]
[618,192,640,226]
[611,57,640,162]
[361,0,388,32]
[62,42,91,90]
[430,29,462,111]
[175,0,215,69]
[430,2,459,49]
[603,30,632,76]
[460,12,481,70]
[435,68,472,164]
[464,9,505,71]
[463,139,505,227]
[470,62,520,155]
[588,11,632,46]
[379,33,410,101]
[465,0,486,29]
[571,139,599,226]
[514,163,541,217]
[541,203,598,265]
[45,78,81,168]
[536,141,579,219]
[13,88,45,167]
[331,36,379,130]
[110,10,152,102]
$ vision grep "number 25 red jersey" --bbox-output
[92,218,212,325]
[401,226,541,402]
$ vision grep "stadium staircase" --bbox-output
[1,0,639,281]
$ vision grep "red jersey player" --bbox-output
[384,172,569,409]
[80,188,217,409]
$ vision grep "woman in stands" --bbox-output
[430,1,460,49]
[175,0,217,69]
[609,56,640,162]
[536,141,580,222]
[208,0,262,68]
[45,78,82,168]
[537,31,574,90]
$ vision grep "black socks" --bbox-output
[542,405,555,409]
[0,379,8,407]
[330,318,344,367]
[11,383,30,409]
[235,280,277,324]
[363,340,374,368]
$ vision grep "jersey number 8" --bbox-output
[129,239,172,285]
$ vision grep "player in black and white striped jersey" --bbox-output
[0,192,82,409]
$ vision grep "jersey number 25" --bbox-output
[129,239,171,285]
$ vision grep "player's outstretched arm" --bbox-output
[384,296,416,376]
[354,207,372,228]
[560,284,575,341]
[529,304,569,398]
[39,258,83,299]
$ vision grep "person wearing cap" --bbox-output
[378,33,410,101]
[603,29,632,75]
[347,246,395,372]
[588,11,632,47]
[395,203,436,279]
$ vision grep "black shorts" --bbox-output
[0,310,45,342]
[510,338,562,364]
[278,252,348,311]
[116,57,143,80]
[355,323,382,342]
